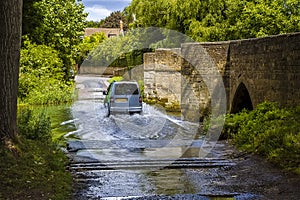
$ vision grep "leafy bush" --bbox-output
[224,102,300,173]
[24,80,75,105]
[19,39,75,105]
[75,32,106,67]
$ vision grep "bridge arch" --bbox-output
[231,82,253,113]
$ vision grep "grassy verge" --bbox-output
[223,102,300,174]
[0,109,72,199]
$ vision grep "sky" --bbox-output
[81,0,132,21]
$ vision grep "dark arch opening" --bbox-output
[231,83,253,114]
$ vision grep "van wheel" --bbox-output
[105,105,110,117]
[133,111,142,115]
[107,108,111,117]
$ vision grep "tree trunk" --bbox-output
[0,0,22,143]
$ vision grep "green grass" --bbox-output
[0,108,72,199]
[0,139,72,199]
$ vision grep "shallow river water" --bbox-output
[42,75,261,200]
[29,75,299,200]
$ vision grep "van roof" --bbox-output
[114,81,138,84]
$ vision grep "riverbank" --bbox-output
[0,138,72,199]
[223,102,300,174]
[0,107,73,199]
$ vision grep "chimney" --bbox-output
[120,20,124,36]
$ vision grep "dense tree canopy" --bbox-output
[125,0,300,41]
[100,11,129,30]
[85,29,144,67]
[85,27,191,69]
[85,20,101,28]
[75,32,107,67]
[23,0,87,77]
[19,0,90,105]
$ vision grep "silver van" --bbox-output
[103,81,143,116]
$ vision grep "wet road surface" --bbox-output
[65,75,299,200]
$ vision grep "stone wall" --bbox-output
[144,33,300,121]
[144,49,181,110]
[79,66,125,76]
[110,64,145,82]
[228,33,300,112]
[181,33,300,119]
[181,42,230,121]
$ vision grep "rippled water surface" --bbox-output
[64,76,258,199]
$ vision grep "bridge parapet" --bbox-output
[181,42,230,121]
[145,33,300,120]
[228,33,300,112]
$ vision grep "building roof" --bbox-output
[84,28,120,38]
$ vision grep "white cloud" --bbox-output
[85,5,112,21]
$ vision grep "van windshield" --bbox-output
[115,83,139,95]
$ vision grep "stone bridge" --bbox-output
[144,33,300,121]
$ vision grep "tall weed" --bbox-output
[19,39,75,105]
[17,109,51,141]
